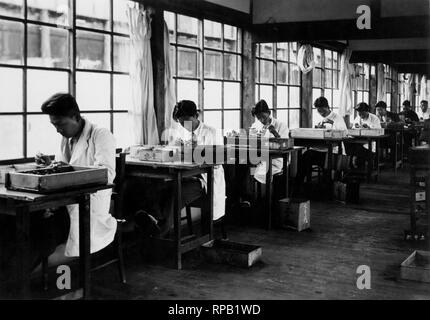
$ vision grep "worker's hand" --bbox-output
[354,123,360,128]
[362,123,370,129]
[35,152,52,166]
[268,125,280,138]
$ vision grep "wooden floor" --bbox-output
[88,167,430,300]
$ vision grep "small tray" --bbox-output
[201,239,262,268]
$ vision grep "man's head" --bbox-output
[252,100,271,126]
[314,96,331,118]
[402,100,412,111]
[41,93,82,138]
[420,100,428,112]
[172,100,200,131]
[355,102,370,119]
[375,101,387,117]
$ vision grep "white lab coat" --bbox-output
[418,109,430,120]
[313,111,348,154]
[57,118,117,257]
[172,122,226,220]
[254,117,289,184]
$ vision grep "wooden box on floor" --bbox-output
[201,239,262,268]
[279,198,311,232]
[400,250,430,283]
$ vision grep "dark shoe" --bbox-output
[134,210,161,237]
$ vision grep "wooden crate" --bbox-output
[130,145,180,162]
[201,239,262,267]
[6,165,108,193]
[400,250,430,283]
[279,198,311,231]
[290,128,346,139]
[268,138,294,150]
[359,128,385,136]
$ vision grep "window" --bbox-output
[256,42,300,128]
[352,63,370,109]
[384,64,394,110]
[311,47,341,127]
[164,11,242,131]
[0,0,131,160]
[398,73,406,106]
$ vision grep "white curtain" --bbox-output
[376,63,385,102]
[126,2,159,145]
[297,44,315,74]
[419,75,427,102]
[338,48,353,117]
[404,73,413,101]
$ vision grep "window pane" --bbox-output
[179,47,199,77]
[277,86,288,108]
[83,113,111,130]
[204,50,221,78]
[27,24,69,68]
[289,63,300,85]
[224,53,239,81]
[27,70,69,112]
[260,43,274,59]
[313,68,322,87]
[113,74,132,111]
[224,82,240,109]
[260,85,273,107]
[333,71,339,89]
[289,109,300,128]
[0,115,23,159]
[224,110,240,131]
[312,88,322,106]
[255,58,260,82]
[312,108,322,127]
[332,89,340,109]
[27,115,61,157]
[260,60,274,84]
[224,25,238,52]
[114,36,129,72]
[76,72,110,110]
[0,67,22,112]
[277,43,288,61]
[203,81,222,109]
[325,70,332,88]
[325,89,333,107]
[289,42,297,63]
[289,87,300,108]
[177,79,198,104]
[114,113,132,150]
[77,31,111,70]
[28,0,70,25]
[113,0,129,34]
[313,48,321,67]
[76,0,110,31]
[203,111,222,129]
[204,20,221,49]
[0,20,24,65]
[277,109,288,124]
[0,0,23,18]
[177,14,199,46]
[324,50,332,68]
[277,62,288,84]
[363,91,369,104]
[255,84,259,103]
[164,11,176,43]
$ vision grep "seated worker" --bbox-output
[419,119,430,145]
[294,97,347,191]
[346,102,382,168]
[418,100,430,121]
[252,99,289,184]
[399,100,419,123]
[38,93,117,258]
[375,101,400,124]
[135,100,226,237]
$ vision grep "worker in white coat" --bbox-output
[252,99,289,184]
[38,93,117,257]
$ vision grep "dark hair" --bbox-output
[375,101,387,109]
[314,96,330,110]
[355,102,370,112]
[253,99,270,115]
[172,100,199,121]
[41,93,81,119]
[421,100,428,106]
[402,100,411,107]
